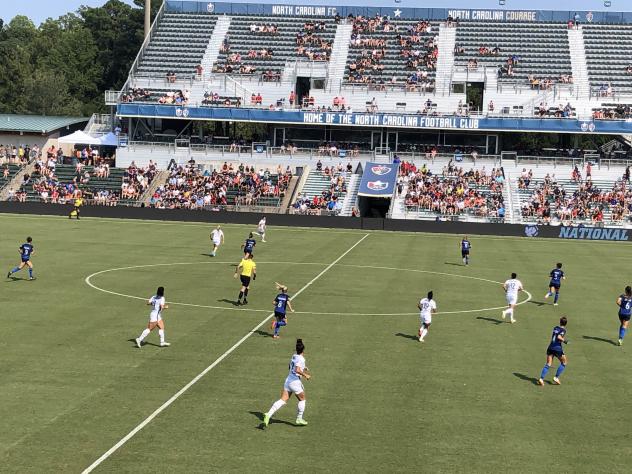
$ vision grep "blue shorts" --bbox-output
[461,250,469,257]
[619,313,631,322]
[21,258,30,263]
[274,311,286,321]
[547,348,564,358]
[549,282,560,290]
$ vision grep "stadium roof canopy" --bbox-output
[0,115,88,134]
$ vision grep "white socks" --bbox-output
[297,400,306,418]
[138,328,150,341]
[159,329,165,344]
[267,399,286,417]
[420,328,428,339]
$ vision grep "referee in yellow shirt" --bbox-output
[70,196,84,220]
[235,254,256,305]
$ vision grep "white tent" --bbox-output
[58,130,101,145]
[98,132,119,147]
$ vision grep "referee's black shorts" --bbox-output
[240,275,251,287]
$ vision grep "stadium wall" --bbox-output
[1,203,630,242]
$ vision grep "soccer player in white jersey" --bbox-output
[502,273,524,323]
[263,338,310,428]
[135,286,170,347]
[254,216,267,242]
[418,290,437,342]
[210,225,224,257]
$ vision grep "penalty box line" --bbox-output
[81,233,370,473]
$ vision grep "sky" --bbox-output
[1,0,630,26]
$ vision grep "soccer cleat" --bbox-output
[510,319,516,324]
[537,378,544,386]
[295,418,308,426]
[619,339,623,346]
[554,303,558,306]
[135,338,142,348]
[419,337,424,342]
[6,271,11,278]
[160,342,171,347]
[29,277,35,281]
[263,414,270,428]
[272,335,280,339]
[262,240,266,243]
[243,299,248,305]
[553,377,561,385]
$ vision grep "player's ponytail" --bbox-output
[427,290,433,300]
[626,286,632,297]
[296,338,305,354]
[156,286,165,297]
[275,282,288,293]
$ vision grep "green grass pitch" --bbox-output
[0,213,630,473]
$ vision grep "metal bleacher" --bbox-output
[454,22,572,83]
[298,169,350,200]
[136,13,217,76]
[1,164,21,191]
[583,24,632,94]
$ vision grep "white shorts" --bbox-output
[149,312,162,323]
[420,315,432,326]
[258,227,265,234]
[283,378,304,394]
[506,294,518,306]
[212,239,221,246]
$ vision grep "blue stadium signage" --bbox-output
[166,2,632,24]
[558,226,629,241]
[117,104,632,135]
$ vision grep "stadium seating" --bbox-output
[344,18,441,86]
[20,165,151,205]
[454,22,572,84]
[583,24,632,95]
[0,164,21,190]
[136,13,217,76]
[214,16,336,76]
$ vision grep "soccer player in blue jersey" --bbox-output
[241,232,257,257]
[544,263,565,306]
[7,237,35,280]
[538,316,568,386]
[616,286,632,346]
[271,283,295,339]
[460,236,471,265]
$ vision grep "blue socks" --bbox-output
[554,292,559,304]
[555,364,566,378]
[10,267,19,274]
[274,320,287,336]
[540,365,550,380]
[620,326,627,340]
[28,268,33,279]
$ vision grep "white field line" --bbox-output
[85,261,532,316]
[80,233,369,473]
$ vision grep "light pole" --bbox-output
[145,0,151,39]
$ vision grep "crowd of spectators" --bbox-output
[292,162,349,215]
[149,160,291,209]
[0,144,39,164]
[528,74,573,90]
[519,169,630,224]
[158,89,190,105]
[19,160,155,205]
[398,160,506,219]
[202,91,241,107]
[249,23,278,34]
[121,88,151,103]
[296,22,331,61]
[535,102,575,118]
[592,105,632,120]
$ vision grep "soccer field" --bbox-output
[0,214,630,473]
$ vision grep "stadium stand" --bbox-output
[214,16,336,76]
[454,22,573,85]
[292,165,350,214]
[17,163,155,206]
[135,13,217,77]
[149,162,291,209]
[583,24,632,95]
